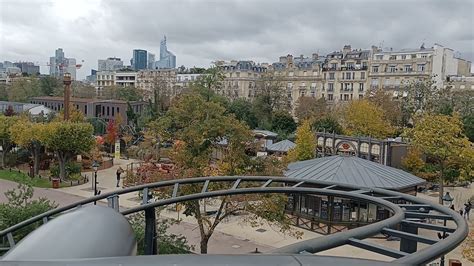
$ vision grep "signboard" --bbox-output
[114,140,120,159]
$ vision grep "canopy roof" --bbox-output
[285,155,425,190]
[267,139,295,152]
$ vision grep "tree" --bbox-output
[128,212,193,255]
[342,99,394,139]
[102,85,143,102]
[0,84,8,101]
[195,66,225,102]
[295,97,327,121]
[153,91,298,253]
[368,89,402,128]
[227,98,258,129]
[271,110,297,136]
[10,121,47,176]
[287,120,316,162]
[39,76,61,96]
[463,114,474,142]
[253,73,288,129]
[0,181,57,243]
[408,113,473,204]
[401,147,425,176]
[71,81,96,98]
[0,115,20,168]
[312,116,343,134]
[7,77,41,102]
[42,122,94,180]
[105,119,119,153]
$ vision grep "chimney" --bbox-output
[343,45,352,53]
[287,54,293,63]
[312,53,319,60]
[371,45,380,53]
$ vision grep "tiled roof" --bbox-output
[266,139,296,152]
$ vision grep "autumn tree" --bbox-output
[105,118,122,153]
[342,99,394,139]
[295,97,327,121]
[368,89,402,129]
[10,121,47,176]
[407,113,473,204]
[0,115,20,168]
[153,91,297,253]
[42,122,94,180]
[287,120,316,162]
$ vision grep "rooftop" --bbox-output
[266,139,295,152]
[285,155,425,190]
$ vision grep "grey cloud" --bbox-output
[1,0,473,79]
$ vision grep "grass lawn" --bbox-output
[0,169,81,188]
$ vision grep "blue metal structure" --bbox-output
[0,176,468,265]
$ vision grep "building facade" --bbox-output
[155,36,176,69]
[147,53,155,69]
[216,60,267,100]
[136,69,177,99]
[96,71,116,96]
[114,71,138,87]
[14,62,40,75]
[30,97,145,125]
[321,45,370,104]
[132,49,148,71]
[176,73,202,88]
[98,57,124,71]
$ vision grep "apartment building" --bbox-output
[114,71,138,87]
[269,54,325,106]
[96,71,115,96]
[216,60,267,99]
[321,45,370,103]
[368,43,471,96]
[136,69,177,99]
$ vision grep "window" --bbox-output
[84,105,87,115]
[287,82,293,88]
[389,55,396,60]
[346,63,354,69]
[117,107,120,114]
[289,71,294,76]
[384,78,392,88]
[236,72,240,77]
[388,65,396,73]
[361,72,366,79]
[344,94,349,101]
[303,71,307,76]
[359,83,364,92]
[401,55,407,60]
[329,73,335,80]
[313,71,318,76]
[311,82,316,89]
[372,66,379,73]
[328,94,333,101]
[359,95,363,99]
[311,91,315,97]
[404,65,412,72]
[328,83,334,91]
[112,107,115,116]
[345,72,351,80]
[421,54,427,59]
[323,73,326,79]
[371,79,379,89]
[107,106,110,116]
[331,63,337,69]
[417,64,425,72]
[376,55,383,60]
[411,54,416,59]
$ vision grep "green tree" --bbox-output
[128,212,193,255]
[463,114,474,142]
[295,97,327,121]
[152,91,298,253]
[227,98,258,129]
[39,76,61,96]
[287,120,316,162]
[312,116,343,134]
[10,121,47,176]
[8,77,41,102]
[253,73,288,129]
[0,115,20,168]
[195,66,225,102]
[0,84,8,101]
[342,99,394,139]
[271,110,297,136]
[408,113,473,204]
[42,122,94,180]
[0,181,57,244]
[71,81,96,98]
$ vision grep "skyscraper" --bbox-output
[132,49,148,70]
[147,53,156,69]
[49,48,77,80]
[155,36,176,69]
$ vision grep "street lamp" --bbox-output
[0,145,3,169]
[92,161,100,205]
[439,191,454,266]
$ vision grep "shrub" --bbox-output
[49,161,82,179]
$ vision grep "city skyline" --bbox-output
[1,0,473,79]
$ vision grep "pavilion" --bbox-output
[283,155,425,234]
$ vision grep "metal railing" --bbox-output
[0,176,468,265]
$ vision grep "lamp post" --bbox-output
[0,145,3,169]
[439,191,454,266]
[63,72,72,121]
[92,161,100,205]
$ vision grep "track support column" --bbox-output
[400,222,418,253]
[144,207,157,255]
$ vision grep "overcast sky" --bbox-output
[1,0,473,79]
